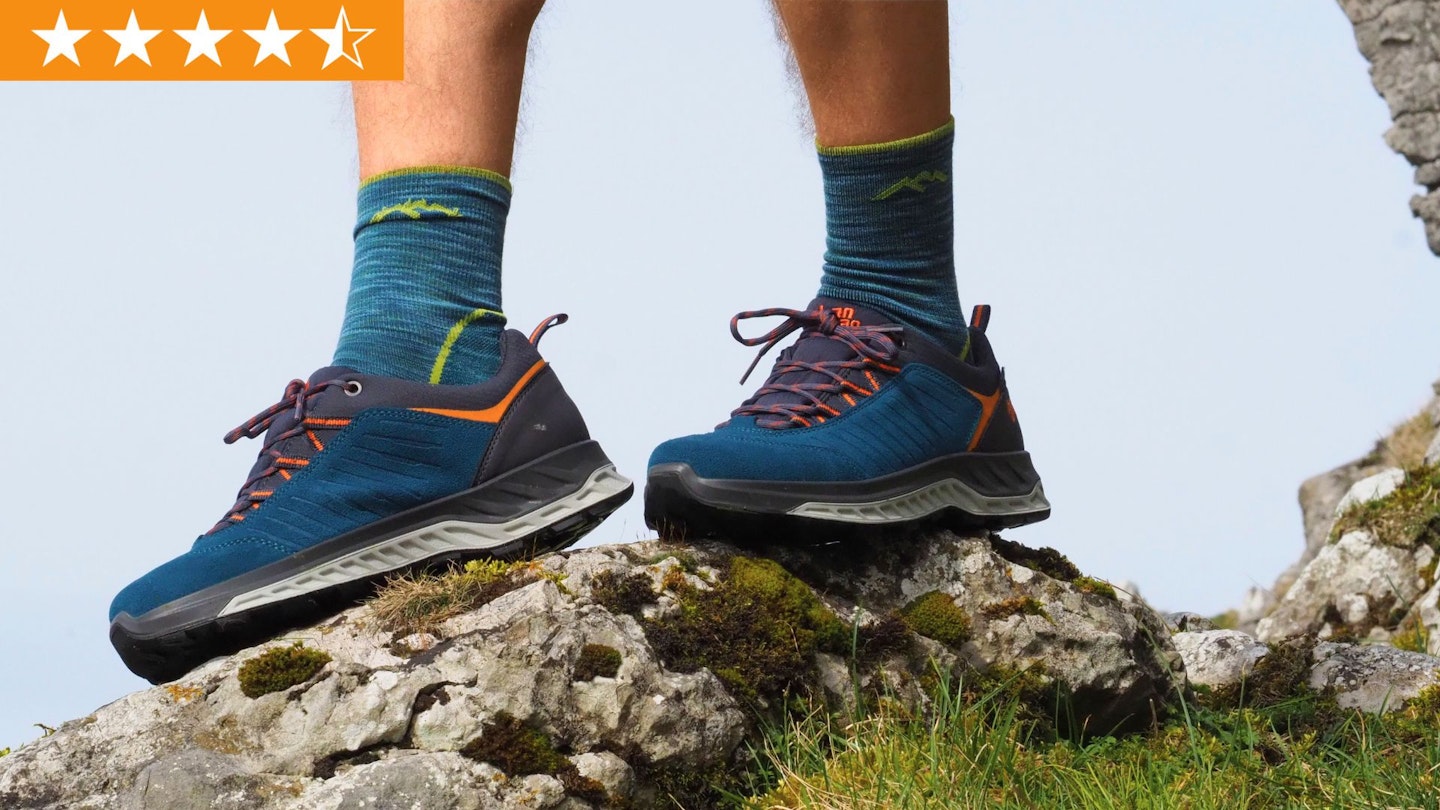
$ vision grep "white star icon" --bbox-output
[310,7,374,69]
[105,10,160,67]
[245,10,300,67]
[175,11,232,67]
[33,10,90,67]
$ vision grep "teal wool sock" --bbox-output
[334,167,510,385]
[816,118,967,354]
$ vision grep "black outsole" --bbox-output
[643,471,1048,547]
[110,484,632,685]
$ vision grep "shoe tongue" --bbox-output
[308,366,358,386]
[744,299,898,417]
[239,366,359,486]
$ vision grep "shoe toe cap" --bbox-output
[648,429,866,482]
[109,534,295,622]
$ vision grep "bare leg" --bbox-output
[772,0,950,148]
[354,0,546,178]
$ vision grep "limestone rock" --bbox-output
[1310,641,1440,712]
[1339,0,1440,254]
[1333,468,1406,516]
[1232,586,1277,636]
[1172,630,1270,690]
[1256,531,1426,642]
[766,532,1187,733]
[1164,613,1217,633]
[0,531,1185,808]
[1426,429,1440,467]
[1279,458,1385,601]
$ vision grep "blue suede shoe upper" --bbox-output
[109,411,492,621]
[649,363,984,483]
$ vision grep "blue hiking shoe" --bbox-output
[110,316,632,683]
[645,299,1049,540]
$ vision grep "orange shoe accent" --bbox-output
[279,470,292,481]
[966,387,1004,452]
[303,417,351,427]
[305,430,324,451]
[410,361,547,424]
[275,457,310,467]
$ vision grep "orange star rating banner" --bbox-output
[2,1,403,80]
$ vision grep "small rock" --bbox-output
[1425,429,1440,467]
[1164,612,1217,633]
[1310,642,1440,713]
[1172,630,1269,689]
[570,752,632,803]
[1333,468,1405,516]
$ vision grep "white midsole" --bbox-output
[217,465,632,617]
[787,478,1049,524]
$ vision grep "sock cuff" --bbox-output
[360,165,513,193]
[356,167,513,236]
[816,117,955,158]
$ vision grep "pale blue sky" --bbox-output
[2,1,1437,749]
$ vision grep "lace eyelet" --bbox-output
[343,381,363,397]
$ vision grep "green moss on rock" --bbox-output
[988,536,1082,582]
[982,596,1050,620]
[1073,576,1118,601]
[901,591,971,647]
[591,570,657,618]
[642,555,848,705]
[237,642,331,698]
[1203,638,1318,714]
[1332,465,1440,550]
[574,644,622,681]
[461,712,567,775]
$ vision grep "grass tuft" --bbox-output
[745,664,1440,809]
[1378,412,1438,471]
[368,558,535,636]
[1332,465,1440,550]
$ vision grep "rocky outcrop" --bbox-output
[0,531,1185,810]
[1256,530,1431,643]
[1341,0,1440,254]
[1171,631,1440,714]
[1244,378,1440,640]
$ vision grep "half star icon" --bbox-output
[105,10,161,67]
[33,10,90,67]
[311,7,375,69]
[245,10,301,67]
[175,10,232,67]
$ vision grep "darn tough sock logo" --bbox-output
[871,170,949,201]
[370,199,463,224]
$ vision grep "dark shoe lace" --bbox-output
[729,307,901,429]
[209,377,355,531]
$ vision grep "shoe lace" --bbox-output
[729,307,902,429]
[209,377,354,532]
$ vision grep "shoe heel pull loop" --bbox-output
[969,305,992,334]
[529,314,570,347]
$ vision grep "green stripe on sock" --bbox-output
[430,308,504,385]
[360,165,513,194]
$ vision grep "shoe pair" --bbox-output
[109,299,1048,683]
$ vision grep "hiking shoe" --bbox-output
[645,299,1049,540]
[110,315,632,683]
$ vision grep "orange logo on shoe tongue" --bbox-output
[817,305,862,329]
